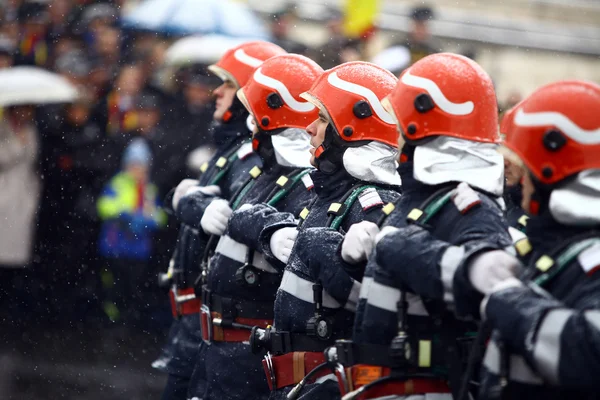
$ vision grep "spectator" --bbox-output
[0,105,40,269]
[311,7,368,70]
[269,7,308,55]
[405,5,439,65]
[14,1,51,67]
[96,138,166,324]
[0,35,15,68]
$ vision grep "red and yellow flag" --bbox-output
[343,0,379,39]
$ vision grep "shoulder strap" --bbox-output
[230,165,263,210]
[208,142,248,185]
[266,168,313,207]
[406,186,455,226]
[533,235,600,287]
[328,185,379,231]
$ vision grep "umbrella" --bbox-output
[371,46,411,75]
[0,66,79,107]
[164,34,253,66]
[122,0,270,39]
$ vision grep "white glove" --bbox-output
[200,199,232,235]
[374,226,400,245]
[452,182,481,214]
[341,221,380,264]
[185,184,221,197]
[270,227,298,264]
[172,179,199,210]
[468,250,522,295]
[237,203,253,212]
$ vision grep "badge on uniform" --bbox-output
[237,142,254,160]
[301,174,314,190]
[358,188,384,211]
[578,242,600,276]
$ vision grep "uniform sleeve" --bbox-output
[375,195,512,311]
[227,203,297,251]
[340,188,401,281]
[485,279,600,388]
[295,227,361,312]
[175,190,218,229]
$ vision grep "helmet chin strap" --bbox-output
[314,124,345,175]
[252,129,278,163]
[222,96,248,124]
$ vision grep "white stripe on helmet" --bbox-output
[327,72,395,125]
[253,68,316,112]
[234,49,263,68]
[401,70,475,116]
[514,108,600,145]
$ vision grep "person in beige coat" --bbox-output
[0,105,40,268]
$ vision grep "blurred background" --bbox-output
[0,0,598,398]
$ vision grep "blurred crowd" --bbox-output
[0,0,502,332]
[0,0,222,330]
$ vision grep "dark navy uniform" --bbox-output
[349,149,511,398]
[194,128,315,400]
[236,168,400,399]
[156,119,261,400]
[469,212,600,400]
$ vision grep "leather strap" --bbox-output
[169,287,202,318]
[262,352,328,391]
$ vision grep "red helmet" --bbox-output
[238,54,323,131]
[384,53,499,143]
[300,61,398,148]
[208,41,286,88]
[501,80,600,186]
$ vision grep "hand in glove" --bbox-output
[468,250,523,295]
[200,199,232,236]
[270,227,298,264]
[172,179,199,210]
[341,221,380,264]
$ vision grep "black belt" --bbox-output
[201,285,274,320]
[250,326,333,355]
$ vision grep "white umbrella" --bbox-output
[122,0,269,39]
[164,34,253,66]
[371,46,411,75]
[0,66,79,107]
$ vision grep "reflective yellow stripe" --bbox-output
[200,162,209,172]
[407,208,424,221]
[216,157,227,168]
[418,340,432,367]
[536,255,555,272]
[249,166,262,178]
[515,238,532,257]
[328,203,342,214]
[276,176,289,187]
[518,215,529,227]
[382,202,395,215]
[299,208,310,220]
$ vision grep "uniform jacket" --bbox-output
[356,154,512,349]
[477,212,600,400]
[156,119,260,379]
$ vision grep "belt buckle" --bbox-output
[200,304,213,343]
[264,352,276,390]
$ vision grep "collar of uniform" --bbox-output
[310,169,358,200]
[212,119,248,148]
